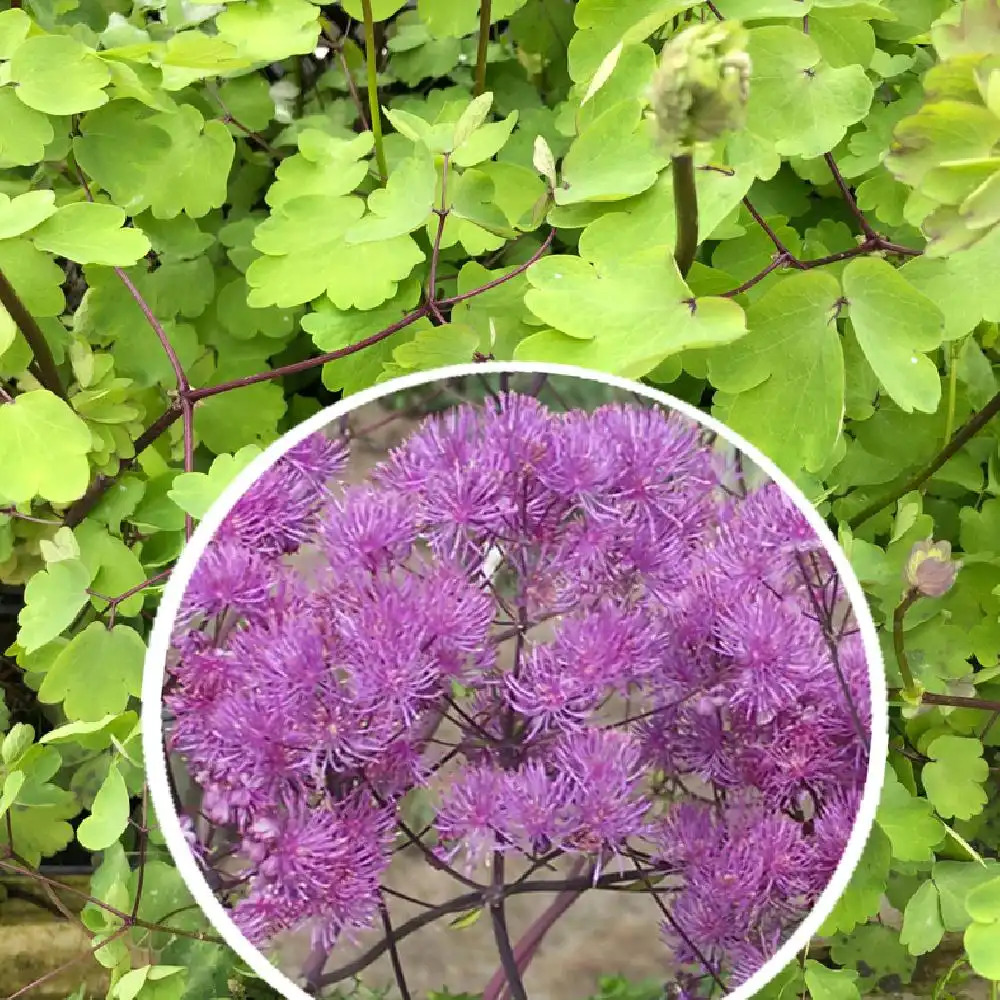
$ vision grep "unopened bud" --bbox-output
[649,21,752,155]
[904,538,961,597]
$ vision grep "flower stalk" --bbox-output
[362,0,388,183]
[649,21,751,278]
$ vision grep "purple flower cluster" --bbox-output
[165,393,871,985]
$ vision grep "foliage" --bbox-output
[0,0,997,997]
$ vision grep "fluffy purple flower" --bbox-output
[435,765,509,869]
[216,430,346,557]
[233,793,393,948]
[165,390,873,983]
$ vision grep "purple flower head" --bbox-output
[165,388,873,982]
[434,765,508,870]
[178,538,278,623]
[712,588,819,723]
[233,793,393,948]
[501,760,575,851]
[283,431,348,485]
[320,486,417,571]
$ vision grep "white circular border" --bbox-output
[142,360,888,1000]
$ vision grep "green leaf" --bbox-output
[77,762,130,851]
[216,0,319,63]
[965,920,1000,980]
[0,190,56,239]
[143,105,236,219]
[167,445,263,518]
[393,322,480,371]
[302,280,428,395]
[933,860,1000,931]
[0,390,93,504]
[555,100,665,205]
[0,8,30,60]
[130,859,206,945]
[876,766,946,861]
[247,195,424,309]
[31,203,150,266]
[346,147,437,244]
[40,712,138,751]
[16,559,91,654]
[453,93,495,150]
[448,908,484,929]
[196,365,286,454]
[112,965,187,1000]
[452,112,519,168]
[157,31,251,91]
[76,521,147,618]
[520,249,746,378]
[0,87,55,167]
[74,102,173,213]
[569,0,697,83]
[0,238,66,320]
[819,826,892,935]
[922,735,989,820]
[37,622,145,722]
[729,26,873,178]
[842,257,945,413]
[0,747,77,865]
[960,499,1000,559]
[1,722,34,765]
[708,271,845,474]
[266,130,374,209]
[9,34,110,115]
[966,876,1000,923]
[803,961,860,1000]
[899,880,945,955]
[0,770,25,818]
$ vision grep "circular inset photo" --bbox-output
[143,363,887,1000]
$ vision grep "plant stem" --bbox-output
[889,690,1000,714]
[944,340,960,445]
[488,853,529,1000]
[380,899,413,1000]
[848,388,1000,530]
[361,0,388,183]
[474,0,492,97]
[824,152,877,241]
[0,267,65,399]
[892,588,921,696]
[189,305,429,402]
[794,552,869,749]
[672,153,698,278]
[316,866,672,987]
[483,860,586,1000]
[439,229,555,306]
[62,404,183,527]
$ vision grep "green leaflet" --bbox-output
[842,257,945,414]
[37,622,145,722]
[709,271,845,476]
[0,390,93,504]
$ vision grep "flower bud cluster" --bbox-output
[649,21,752,155]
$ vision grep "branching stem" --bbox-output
[848,388,1000,530]
[475,0,492,96]
[0,266,65,399]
